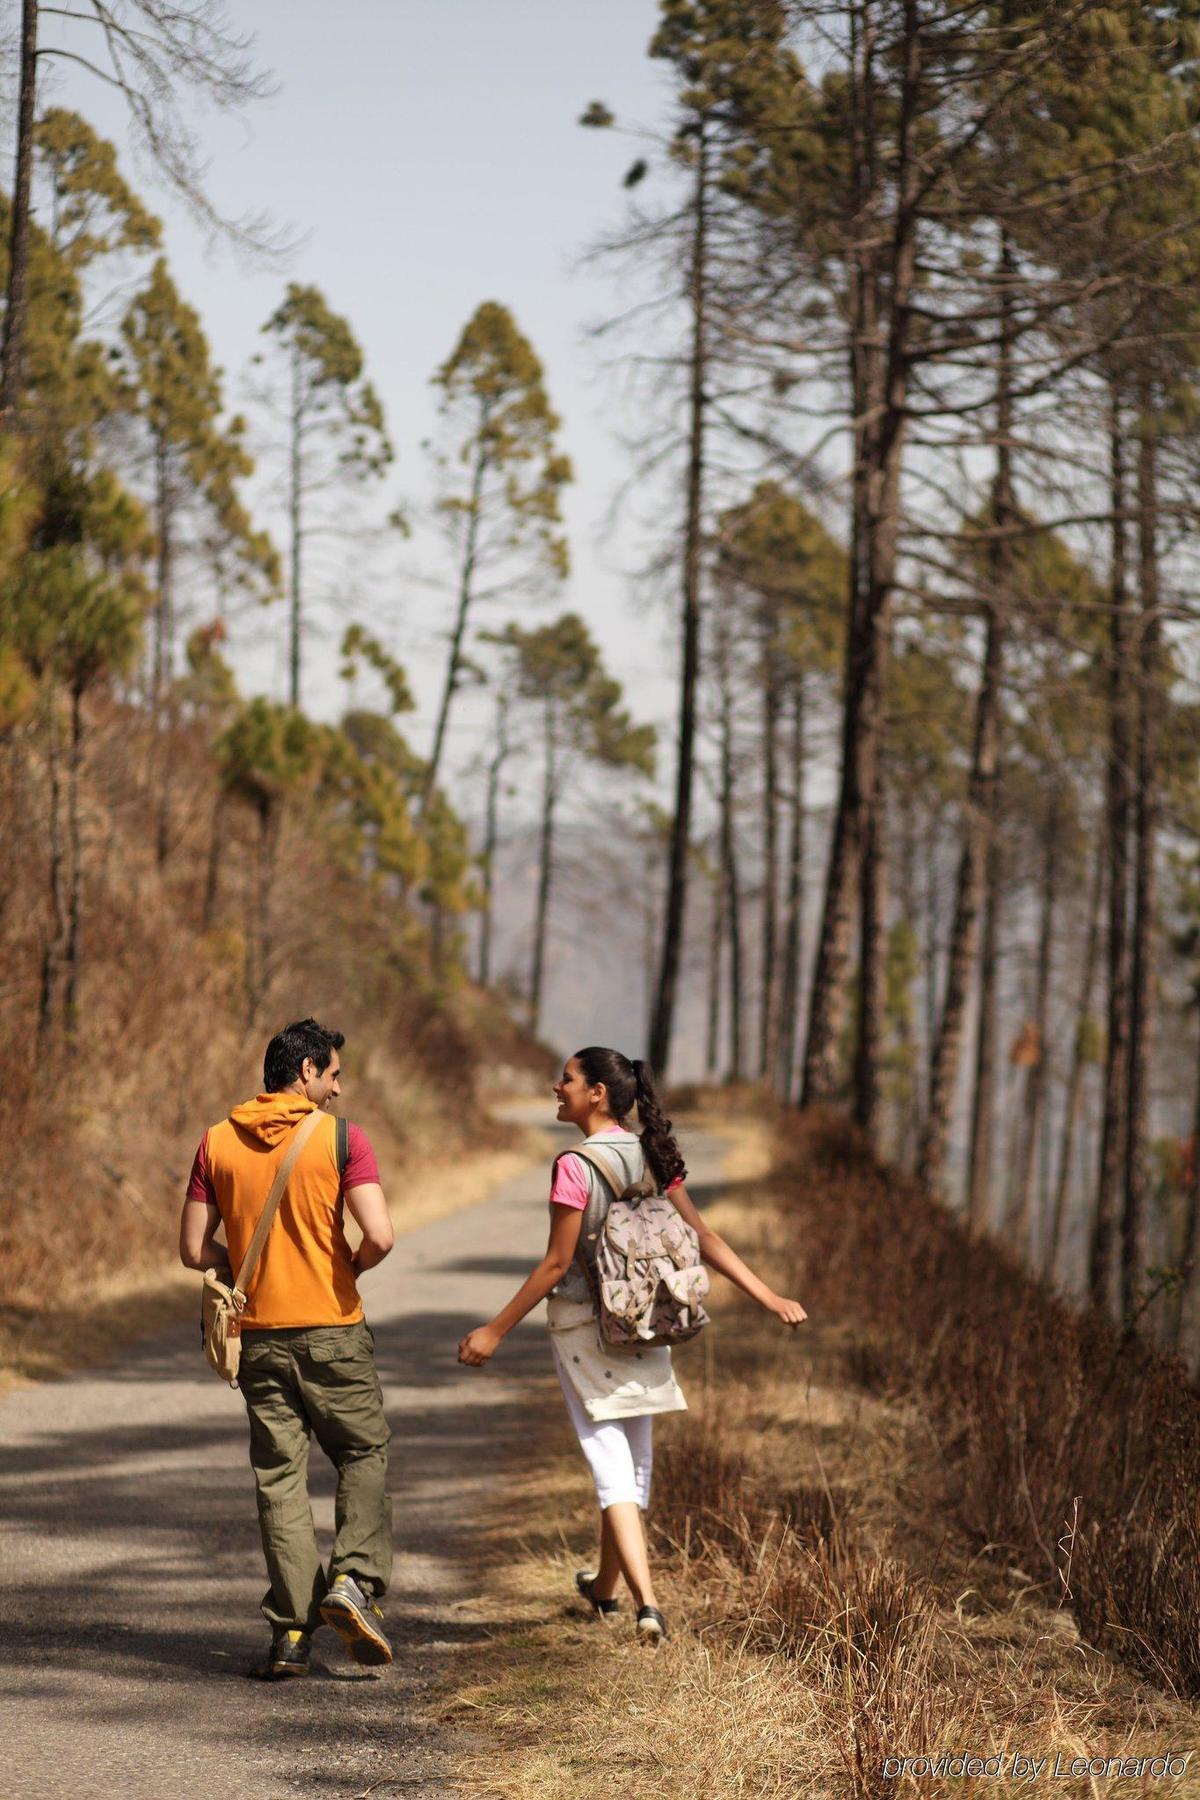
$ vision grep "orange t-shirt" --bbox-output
[196,1093,364,1329]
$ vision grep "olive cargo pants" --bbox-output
[238,1322,392,1634]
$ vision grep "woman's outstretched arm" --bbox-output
[667,1184,807,1327]
[457,1203,586,1366]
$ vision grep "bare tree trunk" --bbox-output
[1046,838,1104,1280]
[62,680,85,1041]
[1090,387,1133,1319]
[245,797,279,1029]
[37,695,66,1051]
[0,0,38,425]
[803,0,918,1107]
[758,640,781,1079]
[1171,1017,1200,1353]
[649,125,709,1077]
[716,615,745,1082]
[1011,790,1060,1262]
[288,342,304,710]
[423,424,490,817]
[1122,391,1159,1327]
[705,855,722,1079]
[776,676,806,1101]
[922,813,939,1108]
[917,232,1014,1190]
[201,789,225,932]
[528,700,558,1038]
[854,697,889,1141]
[154,444,175,866]
[966,832,1002,1232]
[477,690,511,987]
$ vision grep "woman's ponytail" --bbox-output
[573,1045,688,1190]
[631,1059,687,1190]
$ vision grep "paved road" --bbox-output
[0,1118,729,1800]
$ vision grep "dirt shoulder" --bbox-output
[441,1116,1200,1800]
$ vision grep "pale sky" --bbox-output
[34,0,685,770]
[26,1,726,1061]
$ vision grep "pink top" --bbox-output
[549,1125,684,1211]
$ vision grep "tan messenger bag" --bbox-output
[201,1108,324,1387]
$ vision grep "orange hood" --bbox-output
[228,1091,318,1145]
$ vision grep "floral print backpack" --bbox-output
[570,1144,711,1349]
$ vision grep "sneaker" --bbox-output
[636,1604,668,1646]
[249,1628,311,1679]
[575,1569,620,1620]
[319,1573,393,1667]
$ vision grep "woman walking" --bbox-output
[457,1047,807,1643]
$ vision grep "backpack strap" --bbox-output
[336,1113,349,1179]
[233,1108,325,1301]
[574,1144,634,1202]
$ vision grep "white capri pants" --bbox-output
[552,1346,654,1510]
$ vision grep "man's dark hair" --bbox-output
[263,1019,345,1091]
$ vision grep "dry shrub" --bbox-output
[0,696,551,1326]
[776,1106,1200,1699]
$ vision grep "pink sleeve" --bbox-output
[185,1134,216,1206]
[549,1153,590,1211]
[667,1174,684,1191]
[343,1122,381,1190]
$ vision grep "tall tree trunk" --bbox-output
[776,676,807,1101]
[922,813,939,1110]
[528,702,558,1038]
[1171,1014,1200,1354]
[854,694,889,1141]
[1122,391,1159,1326]
[705,855,722,1079]
[966,832,1002,1231]
[423,426,490,818]
[1046,838,1104,1279]
[648,125,709,1078]
[0,0,38,425]
[288,343,304,710]
[37,693,66,1051]
[154,448,175,865]
[62,679,85,1040]
[716,613,745,1082]
[1090,386,1133,1319]
[477,690,511,987]
[802,0,918,1107]
[246,797,279,1029]
[1011,790,1060,1261]
[201,790,225,932]
[758,636,780,1078]
[917,232,1014,1190]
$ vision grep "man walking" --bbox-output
[180,1018,395,1679]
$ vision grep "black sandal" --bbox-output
[575,1569,620,1618]
[636,1604,668,1644]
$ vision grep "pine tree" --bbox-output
[424,301,570,816]
[492,614,654,1035]
[260,284,393,710]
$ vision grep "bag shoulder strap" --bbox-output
[233,1108,325,1299]
[574,1143,634,1202]
[336,1114,349,1178]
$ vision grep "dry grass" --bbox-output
[445,1119,1200,1799]
[0,696,553,1388]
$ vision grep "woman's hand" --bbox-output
[768,1295,808,1328]
[458,1323,502,1367]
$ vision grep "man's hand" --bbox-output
[457,1324,502,1367]
[768,1295,808,1328]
